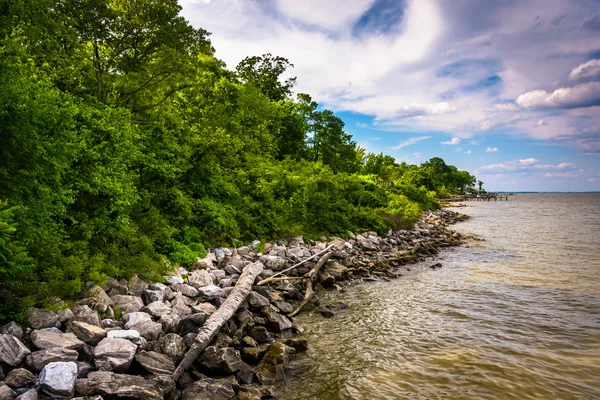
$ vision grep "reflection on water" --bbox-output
[275,194,600,400]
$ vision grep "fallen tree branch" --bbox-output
[289,252,333,317]
[257,245,334,286]
[172,261,264,381]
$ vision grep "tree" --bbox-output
[236,53,296,102]
[478,180,484,193]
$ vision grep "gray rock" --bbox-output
[256,342,295,385]
[187,270,214,288]
[69,321,106,344]
[272,301,294,314]
[191,302,216,315]
[26,309,58,330]
[261,256,287,271]
[149,283,167,291]
[158,333,186,362]
[285,246,304,259]
[194,257,214,270]
[26,347,78,371]
[0,322,23,339]
[0,334,31,366]
[94,337,137,372]
[106,329,141,343]
[5,368,36,388]
[87,371,162,399]
[164,276,184,286]
[0,385,17,400]
[210,270,226,282]
[240,344,269,363]
[247,326,272,344]
[129,320,162,341]
[39,361,77,398]
[171,302,192,317]
[128,275,148,296]
[75,361,94,378]
[142,301,172,318]
[247,292,270,309]
[75,285,113,313]
[199,346,245,374]
[181,378,235,400]
[30,329,84,350]
[171,284,199,298]
[175,314,206,334]
[219,278,234,288]
[264,308,293,333]
[110,295,144,313]
[71,305,101,327]
[258,269,274,279]
[56,309,74,324]
[124,312,152,329]
[223,265,241,275]
[196,284,226,301]
[135,351,175,375]
[100,319,121,329]
[14,388,37,400]
[142,289,165,305]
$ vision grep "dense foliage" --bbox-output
[0,0,476,321]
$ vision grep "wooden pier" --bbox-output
[443,193,510,202]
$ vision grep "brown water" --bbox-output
[275,194,600,400]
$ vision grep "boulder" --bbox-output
[171,302,192,317]
[0,385,16,400]
[124,312,152,329]
[283,338,309,352]
[26,308,58,330]
[5,368,36,389]
[14,388,37,400]
[26,347,78,371]
[158,333,186,362]
[128,275,148,296]
[247,292,270,309]
[75,361,94,378]
[255,342,295,385]
[210,270,226,282]
[30,329,84,350]
[240,344,269,363]
[106,329,141,343]
[187,270,214,288]
[69,321,106,344]
[142,289,164,305]
[191,302,216,315]
[196,284,226,301]
[272,301,294,314]
[94,337,137,372]
[175,313,206,334]
[193,257,214,270]
[110,295,144,313]
[0,334,31,366]
[135,351,175,375]
[199,346,245,374]
[164,276,184,286]
[56,309,74,324]
[142,301,172,318]
[181,378,235,400]
[87,371,162,400]
[264,308,293,333]
[39,361,77,398]
[247,326,272,344]
[0,322,23,340]
[75,285,113,313]
[171,284,199,298]
[324,260,348,280]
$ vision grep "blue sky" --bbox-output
[181,0,600,191]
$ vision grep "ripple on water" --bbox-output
[275,194,600,400]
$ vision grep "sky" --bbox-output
[180,0,600,192]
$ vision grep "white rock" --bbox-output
[39,361,77,398]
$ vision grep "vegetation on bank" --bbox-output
[0,0,476,321]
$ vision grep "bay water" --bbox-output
[274,193,600,399]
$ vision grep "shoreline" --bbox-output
[0,209,469,399]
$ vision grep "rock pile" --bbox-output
[0,209,467,399]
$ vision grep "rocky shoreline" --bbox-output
[0,209,469,400]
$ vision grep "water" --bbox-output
[275,194,600,400]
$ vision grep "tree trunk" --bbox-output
[172,261,264,381]
[289,252,333,317]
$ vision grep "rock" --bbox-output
[87,371,162,400]
[149,283,167,291]
[171,284,199,298]
[39,361,77,398]
[130,320,162,341]
[285,247,304,260]
[237,391,261,400]
[30,329,84,350]
[148,374,176,398]
[94,337,137,372]
[223,265,241,275]
[320,310,335,318]
[264,308,293,333]
[260,256,287,271]
[283,338,309,352]
[128,275,148,296]
[196,284,226,301]
[26,308,58,330]
[191,302,216,315]
[199,346,245,374]
[429,262,442,269]
[181,378,235,400]
[100,319,121,329]
[14,388,37,400]
[158,333,186,363]
[242,336,258,348]
[75,361,94,378]
[135,351,175,375]
[71,305,102,327]
[187,270,214,288]
[318,272,335,288]
[176,314,206,334]
[356,235,378,251]
[142,289,165,304]
[142,301,172,318]
[211,270,226,282]
[110,295,144,313]
[171,302,192,317]
[164,276,184,286]
[79,285,113,312]
[26,347,78,371]
[0,322,23,339]
[219,278,234,288]
[194,257,214,270]
[324,260,348,280]
[240,344,269,363]
[56,309,74,323]
[5,368,36,389]
[247,292,270,309]
[0,385,16,400]
[70,321,106,344]
[256,342,295,385]
[247,326,272,344]
[0,334,31,366]
[272,301,294,314]
[106,329,141,343]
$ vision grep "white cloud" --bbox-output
[275,0,375,32]
[544,172,578,178]
[485,147,498,152]
[390,136,431,150]
[516,81,600,109]
[396,102,457,118]
[441,137,461,145]
[568,59,600,83]
[464,150,472,154]
[519,158,540,166]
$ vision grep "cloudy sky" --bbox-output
[180,0,600,191]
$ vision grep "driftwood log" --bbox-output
[289,252,333,317]
[256,245,334,286]
[172,261,264,381]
